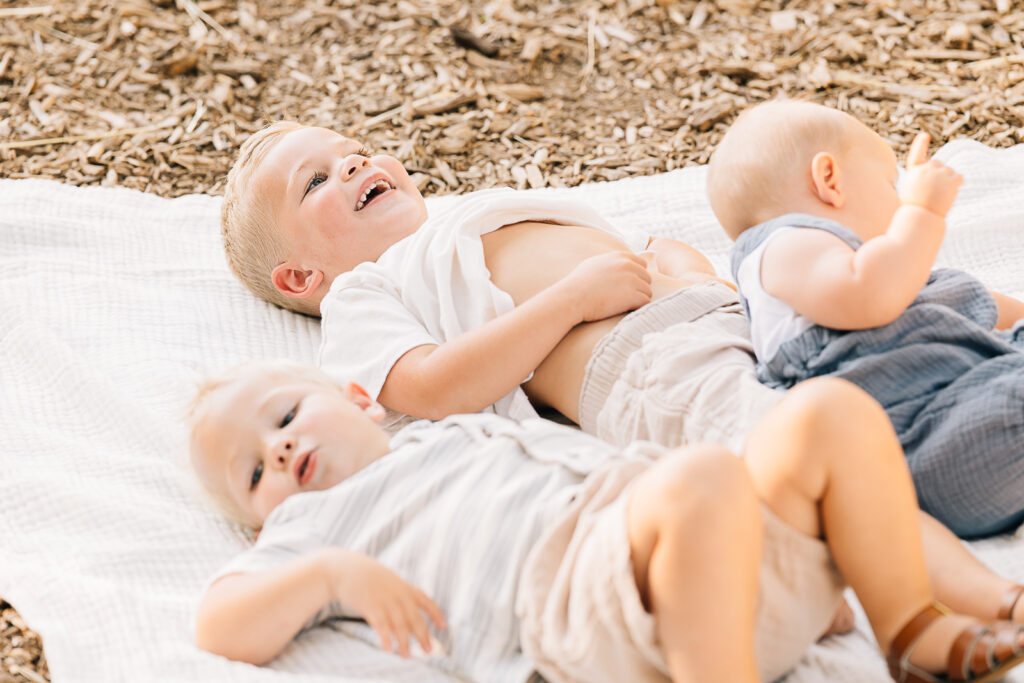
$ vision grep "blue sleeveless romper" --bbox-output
[732,213,1024,537]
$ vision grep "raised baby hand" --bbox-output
[562,250,653,321]
[900,132,963,218]
[330,550,447,658]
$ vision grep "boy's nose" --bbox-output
[343,154,370,179]
[270,436,296,467]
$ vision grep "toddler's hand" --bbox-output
[562,251,653,322]
[330,551,447,658]
[900,132,963,218]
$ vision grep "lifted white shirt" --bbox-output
[318,187,648,420]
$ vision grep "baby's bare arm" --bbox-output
[763,134,961,330]
[196,548,444,664]
[991,291,1024,330]
[762,205,945,329]
[379,252,652,420]
[196,548,337,664]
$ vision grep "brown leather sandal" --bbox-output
[997,585,1024,621]
[887,602,1024,682]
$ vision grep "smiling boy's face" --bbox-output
[190,365,392,527]
[255,126,428,309]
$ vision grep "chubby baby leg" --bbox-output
[744,377,1024,678]
[626,444,762,683]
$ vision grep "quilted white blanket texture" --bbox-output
[1,139,1023,682]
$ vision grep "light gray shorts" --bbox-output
[517,456,845,683]
[579,282,783,454]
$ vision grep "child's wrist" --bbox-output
[897,202,946,222]
[316,547,348,603]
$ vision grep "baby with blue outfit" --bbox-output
[708,100,1024,538]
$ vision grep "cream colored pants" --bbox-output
[579,282,782,455]
[517,456,845,683]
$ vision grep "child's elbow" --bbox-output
[195,609,271,665]
[401,379,480,420]
[418,394,468,421]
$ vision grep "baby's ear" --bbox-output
[343,382,386,422]
[809,152,844,209]
[271,263,324,299]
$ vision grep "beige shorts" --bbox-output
[579,282,783,454]
[517,457,845,683]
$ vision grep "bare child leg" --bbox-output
[745,377,1024,679]
[626,444,763,683]
[918,511,1024,623]
[820,509,1024,638]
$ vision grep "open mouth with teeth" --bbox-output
[355,179,395,211]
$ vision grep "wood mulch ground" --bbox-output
[2,0,1023,679]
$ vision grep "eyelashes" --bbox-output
[249,402,299,491]
[302,148,373,197]
[250,461,263,490]
[304,171,327,196]
[280,404,297,428]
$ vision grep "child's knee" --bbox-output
[635,444,756,523]
[758,377,903,476]
[780,377,891,437]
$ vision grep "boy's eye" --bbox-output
[280,405,297,429]
[357,146,371,157]
[304,172,327,197]
[250,461,263,490]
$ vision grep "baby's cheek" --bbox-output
[374,155,409,180]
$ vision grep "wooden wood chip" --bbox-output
[158,54,198,77]
[0,6,52,19]
[488,84,545,102]
[450,27,499,58]
[435,157,458,187]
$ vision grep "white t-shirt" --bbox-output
[318,188,649,420]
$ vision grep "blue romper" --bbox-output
[732,213,1024,537]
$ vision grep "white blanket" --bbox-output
[1,139,1023,682]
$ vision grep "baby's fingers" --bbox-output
[403,603,432,655]
[906,132,931,168]
[367,611,396,653]
[416,590,447,632]
[391,614,412,658]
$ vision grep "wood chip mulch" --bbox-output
[2,0,1023,679]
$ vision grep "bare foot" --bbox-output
[819,598,856,639]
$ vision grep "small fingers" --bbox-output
[417,592,447,631]
[406,606,432,655]
[906,132,931,167]
[392,615,411,658]
[368,612,394,653]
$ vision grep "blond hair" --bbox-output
[185,359,340,527]
[707,100,852,239]
[221,121,308,313]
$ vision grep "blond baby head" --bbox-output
[707,100,879,239]
[222,123,428,316]
[186,360,390,528]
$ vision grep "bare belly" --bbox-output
[481,221,731,423]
